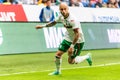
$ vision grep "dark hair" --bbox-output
[44,0,50,3]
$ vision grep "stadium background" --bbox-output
[0,4,120,54]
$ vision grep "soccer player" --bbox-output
[36,2,92,75]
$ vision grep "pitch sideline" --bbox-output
[0,62,120,76]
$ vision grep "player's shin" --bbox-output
[74,54,89,64]
[55,56,62,73]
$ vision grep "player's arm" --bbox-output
[72,28,80,45]
[70,20,80,47]
[36,21,57,29]
[68,28,80,55]
[70,28,80,48]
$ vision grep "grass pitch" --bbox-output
[0,49,120,80]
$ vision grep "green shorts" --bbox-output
[58,39,84,59]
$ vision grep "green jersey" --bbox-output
[56,13,85,43]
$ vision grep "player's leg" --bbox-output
[68,43,84,64]
[75,53,92,66]
[48,50,64,75]
[68,43,92,66]
[74,43,92,65]
[48,39,70,75]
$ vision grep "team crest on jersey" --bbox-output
[64,20,71,28]
[64,25,72,28]
[64,19,74,28]
[70,20,74,22]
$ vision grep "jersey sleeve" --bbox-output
[55,15,63,22]
[71,20,81,29]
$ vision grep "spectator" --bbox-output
[3,0,12,4]
[76,0,84,7]
[114,0,119,7]
[22,0,38,5]
[95,0,104,8]
[51,0,55,3]
[103,0,108,3]
[69,0,78,6]
[82,0,89,7]
[33,0,38,4]
[55,0,61,5]
[61,0,69,5]
[0,0,4,3]
[39,0,55,22]
[38,0,46,6]
[12,0,37,5]
[12,0,19,4]
[118,0,120,7]
[107,0,119,8]
[38,0,42,5]
[88,0,96,7]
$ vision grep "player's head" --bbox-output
[59,2,69,18]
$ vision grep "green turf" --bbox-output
[0,64,120,80]
[0,48,120,80]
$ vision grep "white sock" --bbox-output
[75,54,89,63]
[55,58,62,72]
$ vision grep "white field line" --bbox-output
[0,62,120,76]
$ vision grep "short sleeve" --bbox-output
[71,20,80,29]
[55,15,63,22]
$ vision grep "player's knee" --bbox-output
[55,54,62,59]
[68,61,74,64]
[68,58,75,64]
[68,51,73,56]
[55,56,60,59]
[56,51,63,57]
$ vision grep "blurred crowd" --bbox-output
[0,0,120,8]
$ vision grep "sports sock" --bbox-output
[75,54,89,63]
[55,56,62,72]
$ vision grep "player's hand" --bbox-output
[68,47,74,56]
[35,25,43,29]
